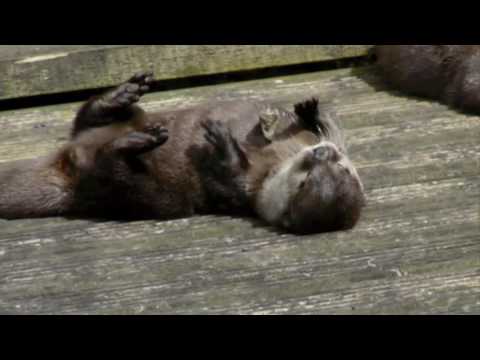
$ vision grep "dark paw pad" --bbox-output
[108,83,142,107]
[144,125,169,145]
[104,71,155,109]
[127,71,155,95]
[113,129,168,155]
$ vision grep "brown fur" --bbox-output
[0,102,273,220]
[198,98,366,234]
[0,91,301,221]
[0,72,366,234]
[374,45,480,113]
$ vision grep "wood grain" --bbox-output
[0,67,478,314]
[0,45,371,100]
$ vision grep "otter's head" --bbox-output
[256,141,365,234]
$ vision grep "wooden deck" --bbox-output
[0,46,479,314]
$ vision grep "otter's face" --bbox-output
[257,141,365,234]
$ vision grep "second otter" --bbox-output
[374,45,480,113]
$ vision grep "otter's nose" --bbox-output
[313,145,339,162]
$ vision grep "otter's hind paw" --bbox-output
[112,127,168,155]
[103,71,154,109]
[127,71,154,95]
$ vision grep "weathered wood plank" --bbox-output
[0,67,479,314]
[1,68,478,189]
[0,46,123,61]
[0,191,478,314]
[0,45,371,100]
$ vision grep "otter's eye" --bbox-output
[299,180,306,189]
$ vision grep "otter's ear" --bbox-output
[259,107,281,142]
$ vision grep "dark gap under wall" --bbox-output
[0,55,372,112]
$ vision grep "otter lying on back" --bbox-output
[198,99,365,234]
[374,45,480,113]
[0,72,365,234]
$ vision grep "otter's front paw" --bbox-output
[201,119,249,173]
[202,119,231,158]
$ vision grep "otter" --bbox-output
[374,45,480,113]
[197,98,365,234]
[0,72,365,234]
